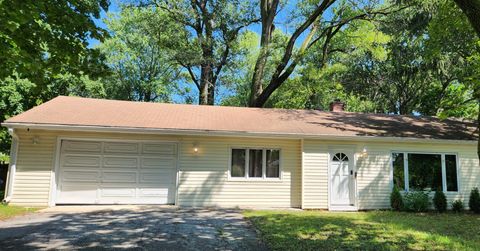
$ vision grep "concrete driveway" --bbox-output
[0,206,267,250]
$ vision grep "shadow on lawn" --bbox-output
[247,212,480,251]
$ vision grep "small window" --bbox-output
[231,149,246,177]
[445,155,458,192]
[230,148,280,179]
[333,153,348,162]
[266,150,280,178]
[249,149,263,178]
[392,153,405,190]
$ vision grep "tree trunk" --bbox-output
[454,0,480,35]
[248,0,279,106]
[453,0,480,160]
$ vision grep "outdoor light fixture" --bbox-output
[32,136,39,145]
[362,146,368,157]
[193,143,199,153]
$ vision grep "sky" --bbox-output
[87,0,336,104]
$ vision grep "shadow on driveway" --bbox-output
[0,206,267,250]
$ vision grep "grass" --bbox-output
[244,210,480,251]
[0,204,40,220]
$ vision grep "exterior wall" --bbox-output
[9,129,302,207]
[302,140,480,210]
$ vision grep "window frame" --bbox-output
[228,147,282,181]
[390,151,460,193]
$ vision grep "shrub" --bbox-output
[390,186,404,211]
[433,190,447,213]
[452,199,464,213]
[403,191,430,212]
[469,187,480,213]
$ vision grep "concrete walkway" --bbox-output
[0,206,267,250]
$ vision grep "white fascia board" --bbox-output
[2,122,477,145]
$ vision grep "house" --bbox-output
[1,96,479,210]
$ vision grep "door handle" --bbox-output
[350,170,353,175]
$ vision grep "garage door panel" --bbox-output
[101,187,136,197]
[101,172,137,183]
[140,172,176,183]
[62,141,102,153]
[62,170,100,182]
[104,142,139,154]
[61,155,101,168]
[57,140,177,205]
[58,184,98,204]
[103,157,138,168]
[138,188,169,197]
[141,157,175,169]
[142,143,176,155]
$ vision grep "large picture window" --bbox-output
[392,152,458,192]
[230,148,280,179]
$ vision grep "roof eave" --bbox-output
[2,122,477,145]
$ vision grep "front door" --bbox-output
[330,152,355,208]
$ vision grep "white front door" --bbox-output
[330,152,355,208]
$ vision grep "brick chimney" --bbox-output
[329,99,345,112]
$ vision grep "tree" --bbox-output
[247,0,396,107]
[452,0,480,160]
[138,0,258,105]
[98,6,180,102]
[0,0,110,155]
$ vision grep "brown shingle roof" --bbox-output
[3,96,478,141]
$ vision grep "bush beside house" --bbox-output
[469,187,480,214]
[390,188,480,213]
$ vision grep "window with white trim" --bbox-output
[392,152,458,192]
[230,148,280,179]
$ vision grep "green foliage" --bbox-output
[98,6,180,102]
[452,199,465,213]
[0,153,8,164]
[433,190,447,213]
[403,191,430,212]
[0,0,111,155]
[390,186,404,211]
[469,187,480,213]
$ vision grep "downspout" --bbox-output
[3,128,18,204]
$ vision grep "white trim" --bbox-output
[49,137,62,206]
[3,122,476,145]
[227,147,282,181]
[3,128,19,202]
[50,136,180,206]
[175,141,181,206]
[391,151,460,193]
[301,138,305,209]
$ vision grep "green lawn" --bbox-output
[0,204,40,220]
[244,210,480,251]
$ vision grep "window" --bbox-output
[266,150,280,178]
[231,149,246,177]
[230,148,281,179]
[391,152,458,192]
[392,153,405,190]
[445,155,458,192]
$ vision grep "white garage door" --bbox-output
[56,140,177,204]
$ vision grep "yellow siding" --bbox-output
[303,140,480,210]
[10,129,302,207]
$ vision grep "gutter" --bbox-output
[2,128,18,204]
[2,121,477,145]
